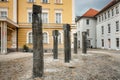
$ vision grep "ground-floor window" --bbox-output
[28,32,32,43]
[101,39,104,47]
[116,38,119,48]
[108,39,111,48]
[43,32,48,44]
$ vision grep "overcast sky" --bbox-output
[75,0,112,16]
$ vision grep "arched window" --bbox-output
[43,32,48,43]
[58,32,62,44]
[27,32,32,43]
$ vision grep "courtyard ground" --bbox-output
[0,49,120,80]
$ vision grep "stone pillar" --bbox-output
[74,33,77,54]
[32,5,44,78]
[1,22,7,54]
[82,32,87,54]
[63,24,71,63]
[52,30,59,59]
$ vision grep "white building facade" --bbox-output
[96,0,120,50]
[76,9,98,48]
[77,0,120,50]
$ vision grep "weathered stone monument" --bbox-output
[52,30,59,59]
[63,24,71,63]
[82,32,87,54]
[32,5,44,78]
[74,33,77,54]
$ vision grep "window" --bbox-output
[42,13,48,23]
[58,32,62,44]
[108,39,111,48]
[0,0,8,2]
[55,0,62,4]
[28,0,34,2]
[87,29,89,36]
[116,6,119,14]
[108,24,111,33]
[101,26,104,35]
[116,38,119,48]
[27,32,33,43]
[104,12,107,19]
[42,0,48,3]
[0,11,7,17]
[86,19,89,25]
[116,21,119,32]
[101,39,104,47]
[111,8,114,16]
[55,13,62,24]
[87,40,91,48]
[101,14,103,21]
[108,11,110,18]
[28,12,32,23]
[99,16,101,22]
[43,32,48,43]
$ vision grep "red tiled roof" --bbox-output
[96,0,120,16]
[76,8,99,22]
[82,8,99,17]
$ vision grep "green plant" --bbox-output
[23,44,29,52]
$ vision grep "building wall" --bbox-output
[77,17,97,48]
[17,0,75,50]
[96,2,120,50]
[18,0,73,24]
[0,0,14,21]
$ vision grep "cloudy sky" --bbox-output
[75,0,112,16]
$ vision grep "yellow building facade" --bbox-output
[0,0,76,53]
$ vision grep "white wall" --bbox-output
[96,2,120,50]
[77,17,97,48]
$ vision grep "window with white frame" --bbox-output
[55,0,62,4]
[87,29,90,36]
[28,0,34,2]
[101,39,104,47]
[116,38,119,48]
[28,12,32,23]
[42,13,48,23]
[58,32,62,44]
[101,14,103,21]
[0,11,7,17]
[116,6,119,14]
[108,10,110,18]
[55,13,62,24]
[101,26,104,35]
[116,21,119,32]
[111,8,114,16]
[104,12,107,19]
[27,32,33,43]
[86,19,89,25]
[42,0,48,3]
[43,32,48,43]
[108,24,111,33]
[99,16,101,22]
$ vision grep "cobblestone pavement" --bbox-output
[0,49,120,80]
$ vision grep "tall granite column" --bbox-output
[74,33,77,54]
[52,30,59,59]
[82,32,87,54]
[32,5,44,78]
[63,24,71,63]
